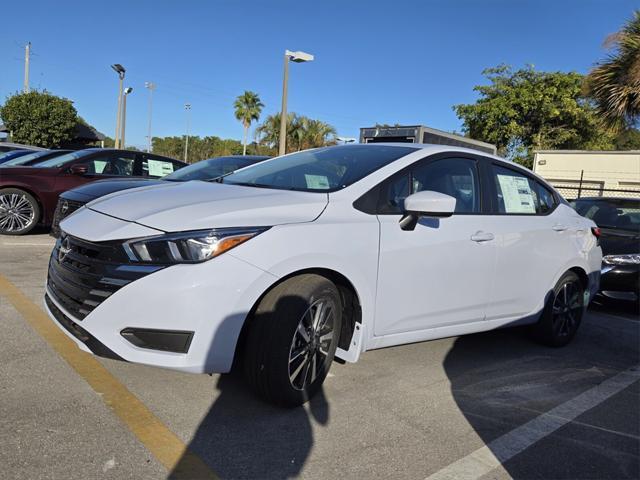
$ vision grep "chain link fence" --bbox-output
[553,184,640,201]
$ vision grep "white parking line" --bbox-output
[426,365,640,480]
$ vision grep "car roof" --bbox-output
[573,196,640,202]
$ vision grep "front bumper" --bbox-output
[600,263,640,301]
[44,248,278,374]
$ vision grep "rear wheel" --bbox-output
[0,188,40,235]
[244,274,342,407]
[532,271,585,347]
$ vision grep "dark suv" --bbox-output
[0,148,185,235]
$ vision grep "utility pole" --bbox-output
[23,42,31,93]
[145,82,156,153]
[184,103,191,163]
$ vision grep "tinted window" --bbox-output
[572,198,640,231]
[532,181,556,214]
[223,145,419,192]
[0,150,56,167]
[83,153,136,176]
[163,158,224,181]
[34,150,95,168]
[141,155,176,178]
[379,158,480,214]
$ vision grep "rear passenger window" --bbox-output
[492,165,555,215]
[533,181,556,214]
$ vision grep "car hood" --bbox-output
[63,178,166,202]
[86,180,328,232]
[600,228,640,256]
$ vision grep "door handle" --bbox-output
[552,224,568,232]
[470,231,495,242]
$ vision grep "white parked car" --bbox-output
[45,144,602,406]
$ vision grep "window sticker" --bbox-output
[148,159,174,177]
[497,174,535,213]
[305,174,330,190]
[93,160,108,174]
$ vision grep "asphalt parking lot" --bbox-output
[1,232,638,480]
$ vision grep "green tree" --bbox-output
[0,90,78,148]
[256,113,337,153]
[152,135,244,163]
[585,10,640,129]
[454,65,615,167]
[233,91,264,156]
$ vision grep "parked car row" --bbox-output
[0,148,186,235]
[50,155,270,236]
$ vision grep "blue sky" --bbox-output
[0,0,635,149]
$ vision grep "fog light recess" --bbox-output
[121,328,194,353]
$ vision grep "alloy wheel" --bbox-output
[0,193,35,233]
[288,298,336,391]
[551,281,583,338]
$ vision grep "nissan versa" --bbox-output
[45,144,602,406]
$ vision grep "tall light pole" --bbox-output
[24,42,31,94]
[278,50,314,156]
[145,82,156,152]
[111,64,126,148]
[120,87,133,149]
[184,103,191,163]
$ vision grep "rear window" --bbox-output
[572,198,640,231]
[34,150,94,168]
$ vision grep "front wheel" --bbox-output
[531,271,585,347]
[244,274,342,407]
[0,188,40,235]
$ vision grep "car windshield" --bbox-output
[571,198,640,232]
[164,157,243,182]
[0,150,29,161]
[222,145,419,192]
[34,150,95,168]
[0,150,54,167]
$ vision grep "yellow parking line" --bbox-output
[0,274,217,480]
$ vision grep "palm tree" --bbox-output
[585,11,640,129]
[256,113,337,153]
[234,91,264,155]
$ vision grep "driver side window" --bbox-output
[378,158,480,214]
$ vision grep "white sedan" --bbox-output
[45,144,602,406]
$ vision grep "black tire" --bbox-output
[531,271,585,347]
[0,188,40,235]
[244,274,342,407]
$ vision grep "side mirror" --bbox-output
[70,164,88,175]
[399,190,456,231]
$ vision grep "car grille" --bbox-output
[47,233,164,320]
[51,199,86,238]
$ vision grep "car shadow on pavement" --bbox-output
[170,374,328,479]
[170,293,331,479]
[443,309,640,479]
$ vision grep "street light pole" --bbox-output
[184,103,191,163]
[278,55,290,157]
[121,87,133,149]
[145,82,156,153]
[278,50,314,156]
[111,64,126,149]
[23,42,31,94]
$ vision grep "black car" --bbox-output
[51,155,270,236]
[572,197,640,302]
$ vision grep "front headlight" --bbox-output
[123,227,269,264]
[602,254,640,266]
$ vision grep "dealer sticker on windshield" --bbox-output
[305,174,330,190]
